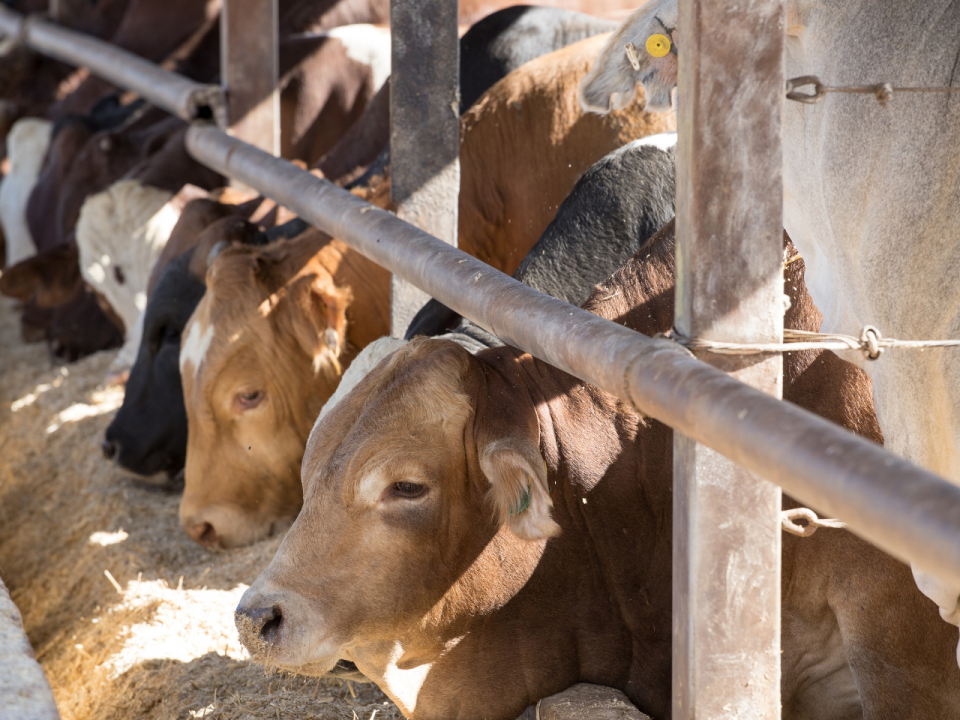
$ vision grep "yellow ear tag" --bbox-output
[646,33,671,58]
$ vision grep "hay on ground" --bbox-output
[0,296,402,720]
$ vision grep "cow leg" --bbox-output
[832,563,960,718]
[517,684,651,720]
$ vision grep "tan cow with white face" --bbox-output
[236,223,960,720]
[178,229,389,548]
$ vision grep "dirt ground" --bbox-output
[0,295,402,720]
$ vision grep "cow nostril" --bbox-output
[236,604,283,653]
[260,607,282,644]
[185,521,222,548]
[102,438,119,460]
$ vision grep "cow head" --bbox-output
[579,0,678,114]
[178,233,353,549]
[235,339,559,714]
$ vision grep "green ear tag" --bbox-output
[510,485,532,516]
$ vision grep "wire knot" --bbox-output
[781,508,846,537]
[860,325,883,360]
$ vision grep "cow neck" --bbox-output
[370,347,674,720]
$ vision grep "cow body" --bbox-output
[406,133,677,343]
[321,5,620,187]
[0,118,52,267]
[236,222,960,719]
[458,33,673,276]
[578,0,960,662]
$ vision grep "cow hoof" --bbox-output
[518,684,651,720]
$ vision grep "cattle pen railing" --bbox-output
[3,2,960,718]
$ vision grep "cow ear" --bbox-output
[580,5,678,114]
[475,366,559,541]
[276,273,350,376]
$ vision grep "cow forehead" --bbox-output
[179,317,215,378]
[304,340,477,492]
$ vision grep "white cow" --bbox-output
[0,118,53,267]
[75,180,182,383]
[580,0,960,663]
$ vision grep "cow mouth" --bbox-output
[116,467,184,493]
[328,660,368,682]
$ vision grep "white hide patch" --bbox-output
[382,641,432,716]
[0,118,53,267]
[314,336,407,430]
[179,320,215,377]
[634,131,677,152]
[76,179,181,376]
[327,25,392,93]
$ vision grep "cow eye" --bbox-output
[235,390,264,410]
[391,481,426,499]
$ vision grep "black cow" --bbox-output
[101,219,306,483]
[406,135,677,347]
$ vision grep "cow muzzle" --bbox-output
[235,603,283,655]
[235,584,345,676]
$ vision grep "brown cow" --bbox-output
[235,222,960,719]
[356,33,672,277]
[457,32,672,275]
[174,34,669,549]
[178,228,390,548]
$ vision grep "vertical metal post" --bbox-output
[389,0,460,337]
[672,0,785,718]
[221,0,279,155]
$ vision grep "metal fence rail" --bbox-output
[0,6,224,125]
[3,4,960,587]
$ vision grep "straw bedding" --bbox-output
[0,296,402,720]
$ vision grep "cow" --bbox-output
[179,134,677,549]
[177,228,390,548]
[75,182,208,383]
[342,30,674,275]
[45,0,222,119]
[406,132,677,343]
[0,117,51,267]
[316,5,619,186]
[100,19,673,493]
[7,24,389,361]
[458,32,672,276]
[235,220,960,720]
[101,196,284,482]
[578,0,960,666]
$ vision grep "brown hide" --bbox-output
[315,78,391,186]
[145,189,265,297]
[0,0,131,122]
[278,33,384,165]
[236,221,960,720]
[46,0,222,119]
[457,33,672,276]
[350,34,674,275]
[178,230,389,548]
[279,0,389,35]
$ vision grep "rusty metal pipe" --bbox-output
[0,9,224,125]
[186,122,960,586]
[0,6,23,37]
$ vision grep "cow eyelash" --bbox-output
[390,481,426,499]
[236,390,264,410]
